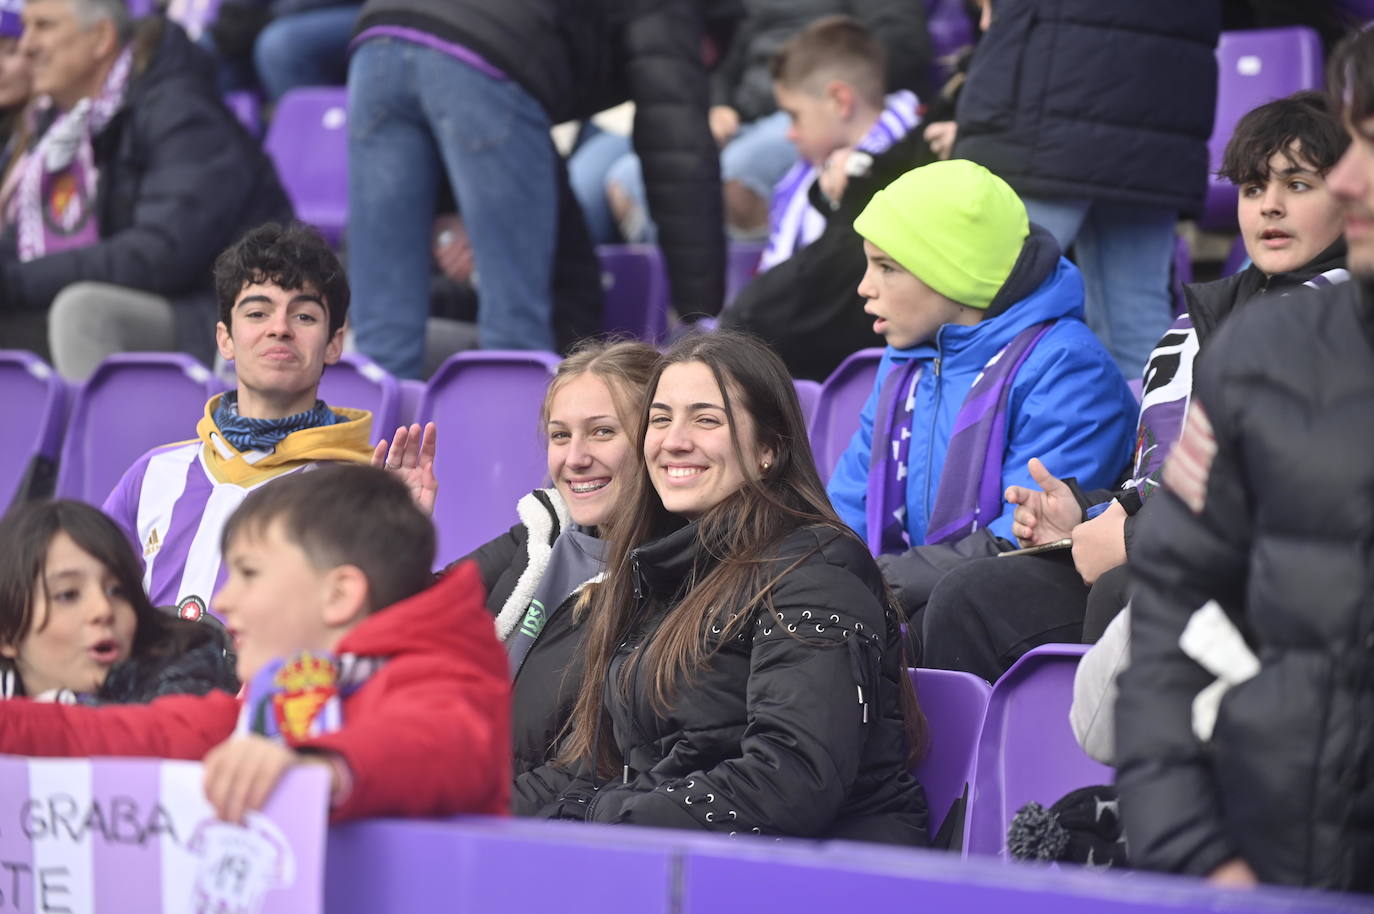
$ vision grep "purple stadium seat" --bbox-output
[397,378,425,427]
[598,244,668,342]
[166,0,222,40]
[911,668,992,849]
[0,351,67,509]
[125,0,155,16]
[266,88,349,246]
[318,351,400,445]
[965,644,1112,859]
[224,90,262,137]
[810,348,883,482]
[1223,235,1250,276]
[725,240,767,307]
[926,0,975,85]
[417,350,561,564]
[792,379,821,427]
[55,353,224,505]
[1200,28,1324,231]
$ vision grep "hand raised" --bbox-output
[1004,458,1081,547]
[372,421,438,516]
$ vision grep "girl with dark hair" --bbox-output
[0,500,237,703]
[520,330,928,845]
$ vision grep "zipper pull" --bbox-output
[631,552,643,601]
[623,764,631,785]
[933,357,941,377]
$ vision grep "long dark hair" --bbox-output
[559,330,925,774]
[0,500,221,696]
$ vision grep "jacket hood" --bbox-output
[339,560,490,659]
[985,222,1063,319]
[887,253,1085,369]
[197,393,373,485]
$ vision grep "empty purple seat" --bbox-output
[725,240,766,307]
[55,354,224,504]
[0,351,68,509]
[597,244,668,342]
[319,351,400,445]
[809,348,884,482]
[965,644,1112,859]
[224,90,262,137]
[792,379,821,427]
[397,378,425,427]
[926,0,975,85]
[1200,28,1324,231]
[418,350,561,564]
[266,88,349,246]
[910,668,991,850]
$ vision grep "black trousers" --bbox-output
[919,549,1089,682]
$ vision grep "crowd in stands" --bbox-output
[0,0,1372,901]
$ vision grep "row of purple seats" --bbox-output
[322,810,1364,911]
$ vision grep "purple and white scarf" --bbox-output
[759,91,921,272]
[5,44,133,261]
[866,321,1053,553]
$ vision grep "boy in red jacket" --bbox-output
[0,464,510,823]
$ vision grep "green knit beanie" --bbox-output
[854,160,1029,310]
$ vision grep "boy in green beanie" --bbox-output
[826,159,1137,616]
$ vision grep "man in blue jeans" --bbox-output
[346,0,735,378]
[949,0,1219,378]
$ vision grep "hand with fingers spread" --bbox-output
[372,421,438,516]
[202,735,299,825]
[1004,457,1082,547]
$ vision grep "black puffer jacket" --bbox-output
[953,0,1219,213]
[355,0,736,318]
[0,18,293,363]
[1118,280,1374,890]
[711,0,933,122]
[520,521,928,845]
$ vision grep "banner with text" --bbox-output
[0,755,327,914]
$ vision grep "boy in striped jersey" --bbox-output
[102,222,373,618]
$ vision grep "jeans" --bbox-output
[580,110,798,244]
[1021,196,1177,379]
[255,5,359,101]
[348,38,559,378]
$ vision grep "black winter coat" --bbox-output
[0,18,293,363]
[519,522,928,846]
[1118,280,1374,890]
[722,132,931,381]
[355,0,735,317]
[953,0,1220,213]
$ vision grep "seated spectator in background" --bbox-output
[0,0,31,173]
[722,15,927,380]
[945,0,1219,378]
[826,160,1135,619]
[103,222,372,617]
[523,332,928,847]
[377,339,659,788]
[0,0,292,378]
[347,0,736,379]
[206,0,359,101]
[580,0,931,244]
[0,499,236,703]
[0,466,511,824]
[1116,31,1374,890]
[925,91,1350,684]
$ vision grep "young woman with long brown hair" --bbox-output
[520,331,928,845]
